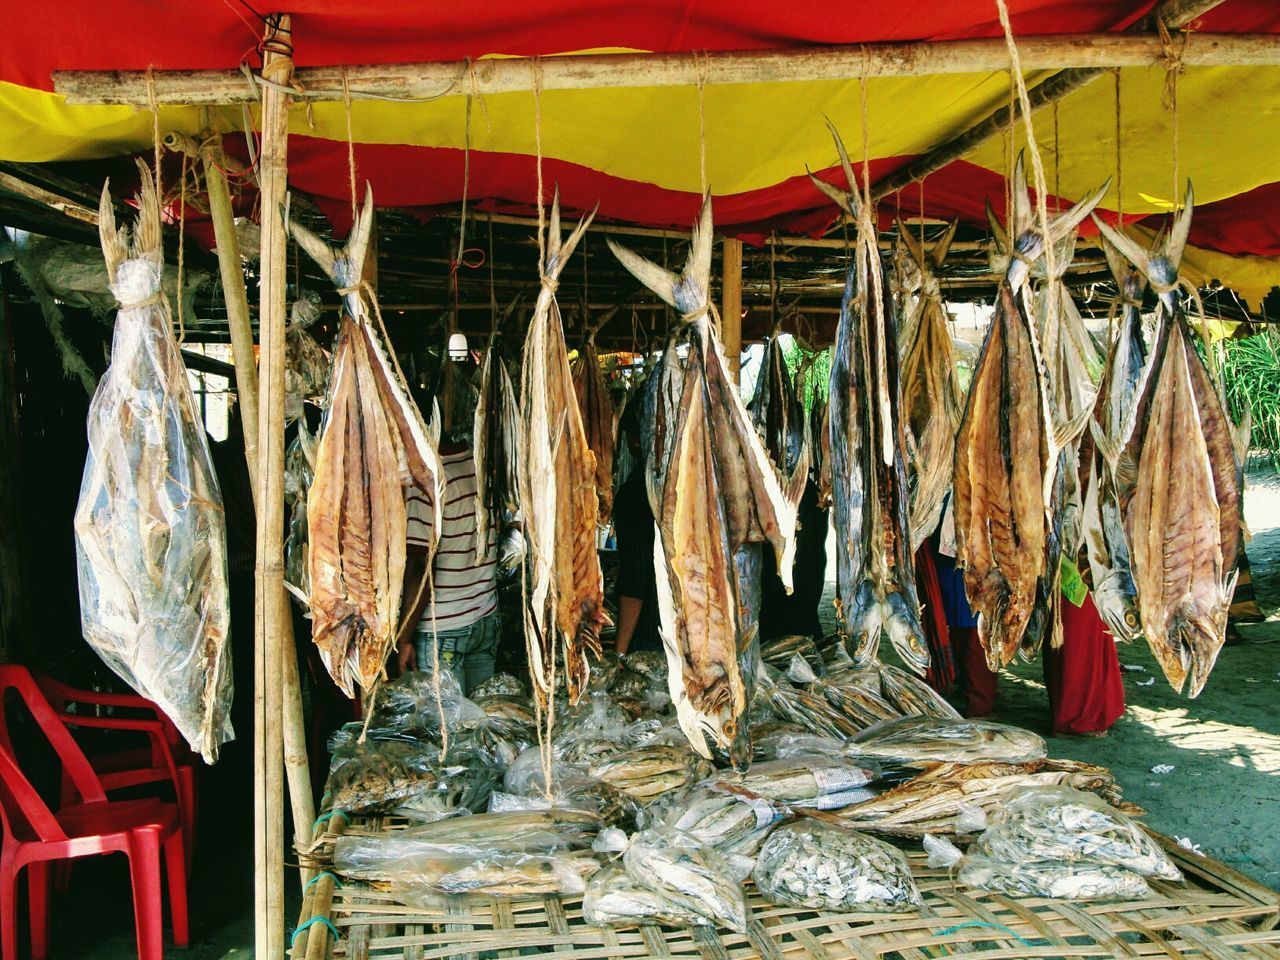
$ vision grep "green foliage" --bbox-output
[780,334,831,414]
[1220,328,1280,469]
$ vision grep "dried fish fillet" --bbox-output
[572,328,616,522]
[74,165,233,763]
[519,194,609,705]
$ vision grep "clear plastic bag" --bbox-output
[622,828,748,934]
[327,738,465,815]
[333,810,601,901]
[371,669,487,736]
[588,743,712,804]
[74,174,232,764]
[709,756,881,807]
[957,855,1152,900]
[651,784,782,858]
[876,663,961,720]
[846,716,1047,764]
[501,748,639,829]
[923,833,964,868]
[472,672,527,699]
[754,820,923,912]
[788,655,899,730]
[454,694,536,767]
[584,865,708,928]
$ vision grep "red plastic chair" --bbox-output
[0,665,188,960]
[33,673,197,874]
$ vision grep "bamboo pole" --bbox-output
[869,0,1230,202]
[53,31,1278,105]
[254,13,292,960]
[721,238,743,382]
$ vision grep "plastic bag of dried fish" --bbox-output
[649,784,783,867]
[846,715,1046,764]
[754,820,923,912]
[749,721,811,761]
[710,756,881,810]
[584,864,709,928]
[589,743,712,804]
[876,663,960,719]
[502,749,639,829]
[756,664,863,741]
[787,656,900,730]
[761,634,825,675]
[958,855,1154,900]
[472,672,527,698]
[371,669,487,737]
[972,785,1181,881]
[621,828,748,933]
[327,739,470,816]
[333,810,602,902]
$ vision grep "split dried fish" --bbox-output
[519,194,609,705]
[896,220,962,550]
[292,189,446,698]
[75,165,233,763]
[1094,192,1241,697]
[572,323,617,522]
[623,828,748,933]
[610,195,802,769]
[808,126,927,673]
[754,819,923,912]
[473,342,522,561]
[284,422,317,603]
[955,162,1108,668]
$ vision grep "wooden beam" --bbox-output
[54,31,1277,105]
[870,0,1230,202]
[253,14,291,960]
[722,238,744,381]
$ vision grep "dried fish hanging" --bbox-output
[291,187,446,697]
[518,193,609,709]
[955,161,1108,670]
[894,219,962,551]
[74,165,233,763]
[609,195,804,769]
[807,123,928,674]
[473,341,521,562]
[284,421,318,604]
[1078,241,1151,643]
[1094,191,1241,696]
[284,290,329,423]
[572,307,618,523]
[749,329,809,485]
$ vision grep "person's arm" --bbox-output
[395,549,431,673]
[614,595,645,656]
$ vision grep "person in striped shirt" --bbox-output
[394,441,500,695]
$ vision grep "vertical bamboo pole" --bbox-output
[0,272,29,664]
[255,14,291,960]
[721,237,743,383]
[196,133,316,883]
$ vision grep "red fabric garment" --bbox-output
[1043,592,1126,735]
[914,545,955,694]
[954,626,998,718]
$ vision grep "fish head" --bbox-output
[884,592,930,675]
[1091,575,1142,643]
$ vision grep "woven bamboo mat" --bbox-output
[292,816,1280,960]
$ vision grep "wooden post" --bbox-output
[0,270,29,663]
[254,14,291,960]
[190,131,316,884]
[721,238,743,383]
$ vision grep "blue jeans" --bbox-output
[413,610,501,696]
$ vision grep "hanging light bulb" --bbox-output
[448,332,468,361]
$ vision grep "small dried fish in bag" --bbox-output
[370,669,486,737]
[292,189,446,697]
[520,196,609,705]
[327,738,485,816]
[846,715,1046,765]
[808,127,927,673]
[74,167,233,763]
[622,828,748,933]
[971,784,1180,880]
[584,865,707,928]
[754,819,923,912]
[958,856,1152,900]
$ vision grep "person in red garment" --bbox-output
[1042,590,1126,737]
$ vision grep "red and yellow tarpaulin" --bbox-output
[2,1,1278,301]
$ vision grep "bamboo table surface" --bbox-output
[292,812,1280,960]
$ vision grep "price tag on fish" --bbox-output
[1059,556,1087,608]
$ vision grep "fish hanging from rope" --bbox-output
[473,338,521,564]
[610,194,803,770]
[807,124,928,675]
[895,219,961,551]
[1093,188,1241,697]
[74,164,233,763]
[519,193,609,707]
[291,187,446,698]
[955,161,1109,670]
[749,330,810,486]
[572,306,618,524]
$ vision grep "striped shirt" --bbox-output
[407,447,498,633]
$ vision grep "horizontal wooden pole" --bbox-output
[54,33,1280,105]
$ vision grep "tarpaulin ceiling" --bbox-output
[2,1,1279,301]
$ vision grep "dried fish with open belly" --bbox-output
[291,189,446,698]
[74,165,233,763]
[520,194,609,705]
[1094,191,1241,697]
[954,163,1109,669]
[808,126,927,674]
[754,819,923,912]
[473,338,521,562]
[896,220,962,550]
[572,316,617,522]
[610,195,803,769]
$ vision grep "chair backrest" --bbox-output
[0,665,107,842]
